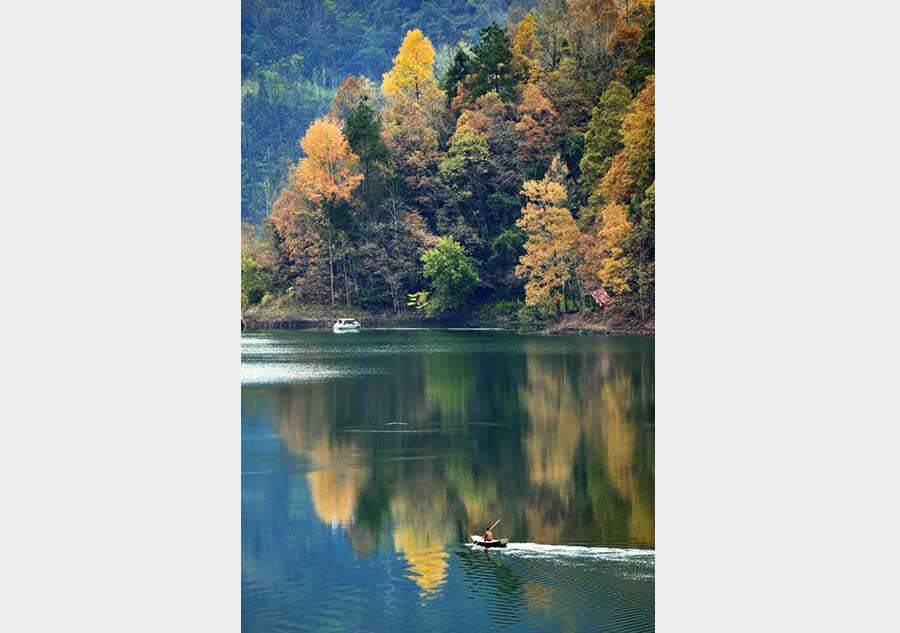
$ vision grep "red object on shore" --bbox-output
[588,288,611,309]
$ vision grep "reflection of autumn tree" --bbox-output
[520,350,583,542]
[444,458,498,523]
[520,341,654,546]
[522,355,581,497]
[265,379,467,595]
[390,479,457,598]
[266,385,370,530]
[592,375,654,544]
[306,467,368,528]
[525,484,569,544]
[255,333,653,563]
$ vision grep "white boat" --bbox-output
[333,318,361,332]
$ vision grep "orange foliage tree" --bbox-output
[296,117,363,204]
[329,75,380,123]
[514,84,561,177]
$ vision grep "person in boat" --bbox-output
[483,528,494,541]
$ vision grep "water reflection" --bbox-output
[242,330,653,628]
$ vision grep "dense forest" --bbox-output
[242,0,524,223]
[242,0,655,329]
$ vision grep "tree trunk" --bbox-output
[328,240,335,306]
[348,253,360,307]
[343,255,351,308]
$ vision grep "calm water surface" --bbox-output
[242,329,654,632]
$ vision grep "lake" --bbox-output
[242,329,654,632]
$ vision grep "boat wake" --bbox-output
[486,542,654,562]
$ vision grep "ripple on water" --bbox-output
[455,543,654,632]
[240,362,383,386]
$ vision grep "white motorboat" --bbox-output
[333,318,361,332]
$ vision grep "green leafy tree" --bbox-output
[440,47,474,105]
[241,257,274,306]
[469,23,518,101]
[438,131,492,236]
[343,99,390,208]
[629,182,655,319]
[579,81,632,202]
[420,236,481,315]
[625,8,655,92]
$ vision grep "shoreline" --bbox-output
[242,310,654,337]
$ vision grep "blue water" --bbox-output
[242,329,654,632]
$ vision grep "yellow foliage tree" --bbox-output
[296,117,363,204]
[382,28,437,102]
[582,76,652,295]
[596,152,633,204]
[513,12,544,82]
[515,157,580,307]
[596,201,633,293]
[621,75,655,191]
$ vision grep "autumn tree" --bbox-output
[515,157,581,310]
[534,0,569,71]
[579,80,632,202]
[608,19,644,83]
[629,182,655,317]
[381,95,443,227]
[291,117,364,305]
[382,29,437,102]
[543,57,594,130]
[296,117,363,204]
[329,75,379,122]
[512,13,544,82]
[595,200,633,294]
[566,0,619,72]
[620,75,655,194]
[594,76,654,206]
[419,236,481,315]
[250,1,654,322]
[269,180,331,303]
[581,77,654,303]
[515,83,561,179]
[624,2,655,92]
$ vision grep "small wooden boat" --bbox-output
[471,535,508,548]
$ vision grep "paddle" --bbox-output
[487,518,501,533]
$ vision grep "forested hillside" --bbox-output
[242,0,524,222]
[242,0,655,329]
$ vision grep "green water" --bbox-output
[242,329,654,632]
